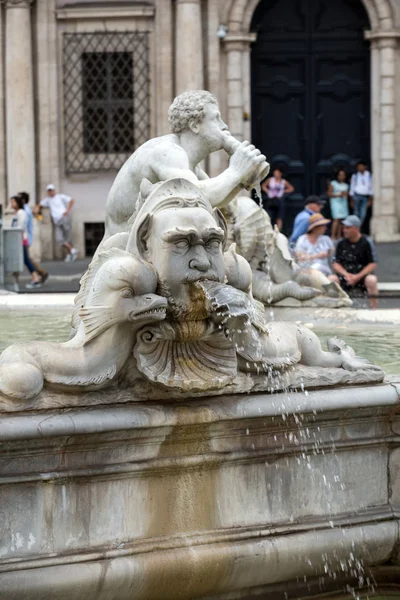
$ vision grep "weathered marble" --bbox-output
[223,195,352,308]
[0,177,384,403]
[0,382,399,598]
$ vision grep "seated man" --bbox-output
[331,215,378,308]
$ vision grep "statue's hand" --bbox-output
[229,141,268,187]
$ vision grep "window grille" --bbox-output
[63,32,150,173]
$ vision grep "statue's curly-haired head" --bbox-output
[168,90,218,134]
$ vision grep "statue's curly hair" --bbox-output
[168,90,218,134]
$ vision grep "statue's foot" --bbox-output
[327,337,382,372]
[0,362,43,400]
[322,281,348,299]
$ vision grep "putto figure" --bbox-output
[103,90,269,240]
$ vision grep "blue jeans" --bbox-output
[23,245,36,274]
[353,193,369,225]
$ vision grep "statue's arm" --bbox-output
[198,141,269,208]
[154,141,268,209]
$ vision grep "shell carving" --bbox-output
[134,321,237,391]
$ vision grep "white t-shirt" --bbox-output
[40,193,71,225]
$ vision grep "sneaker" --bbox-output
[25,281,42,289]
[70,248,79,262]
[40,272,49,284]
[12,282,20,293]
[64,254,72,262]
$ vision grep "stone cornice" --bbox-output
[56,4,154,20]
[365,29,400,40]
[223,32,257,44]
[1,0,34,7]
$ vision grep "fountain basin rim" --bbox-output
[0,380,399,441]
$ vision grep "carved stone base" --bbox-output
[0,382,399,598]
[0,364,384,412]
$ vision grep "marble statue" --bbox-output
[0,177,383,403]
[0,252,167,399]
[102,90,269,241]
[223,196,352,307]
[101,90,351,307]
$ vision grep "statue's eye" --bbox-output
[175,239,189,250]
[121,287,134,298]
[206,239,221,250]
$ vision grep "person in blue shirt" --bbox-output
[289,195,325,245]
[19,192,48,284]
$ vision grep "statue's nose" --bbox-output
[189,248,211,271]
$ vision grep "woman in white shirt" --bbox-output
[349,161,373,226]
[10,195,41,290]
[295,213,334,277]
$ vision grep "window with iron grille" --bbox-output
[63,32,150,173]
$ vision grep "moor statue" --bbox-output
[0,178,383,404]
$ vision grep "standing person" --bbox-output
[261,167,294,230]
[349,161,373,226]
[35,185,78,262]
[331,215,378,309]
[10,196,42,290]
[295,213,334,277]
[289,195,325,245]
[19,192,48,284]
[327,169,349,240]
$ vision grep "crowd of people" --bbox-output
[261,161,378,308]
[9,184,78,292]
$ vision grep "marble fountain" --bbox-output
[0,91,399,599]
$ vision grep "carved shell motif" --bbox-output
[234,200,273,269]
[134,321,237,391]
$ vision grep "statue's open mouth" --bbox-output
[130,300,168,321]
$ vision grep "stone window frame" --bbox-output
[62,30,150,173]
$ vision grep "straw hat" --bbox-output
[307,213,331,232]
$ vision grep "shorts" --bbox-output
[55,215,72,245]
[339,275,367,295]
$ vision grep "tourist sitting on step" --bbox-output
[331,215,379,309]
[294,213,335,277]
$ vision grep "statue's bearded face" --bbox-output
[145,207,226,316]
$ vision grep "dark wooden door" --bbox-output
[251,0,371,232]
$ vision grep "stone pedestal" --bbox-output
[5,0,35,200]
[0,381,399,598]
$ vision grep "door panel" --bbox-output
[251,0,371,233]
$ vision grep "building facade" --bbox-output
[0,0,400,257]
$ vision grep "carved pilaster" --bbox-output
[365,30,400,240]
[175,0,204,93]
[5,0,36,198]
[222,33,256,141]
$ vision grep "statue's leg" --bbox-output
[0,347,43,400]
[251,271,320,304]
[297,327,380,371]
[296,327,343,369]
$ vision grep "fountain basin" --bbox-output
[1,381,399,598]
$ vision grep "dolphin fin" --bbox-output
[79,305,120,345]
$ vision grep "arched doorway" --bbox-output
[250,0,371,232]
